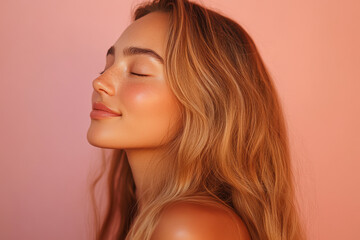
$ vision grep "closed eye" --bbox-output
[131,72,149,77]
[98,70,148,77]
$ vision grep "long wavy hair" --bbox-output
[89,0,306,239]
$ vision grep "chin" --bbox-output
[87,127,110,148]
[87,130,103,148]
[87,127,127,149]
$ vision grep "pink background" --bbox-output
[0,0,359,239]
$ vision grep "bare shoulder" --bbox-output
[151,201,251,240]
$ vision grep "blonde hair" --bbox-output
[90,0,306,239]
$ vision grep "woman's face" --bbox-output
[87,11,182,150]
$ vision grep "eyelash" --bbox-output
[98,70,148,77]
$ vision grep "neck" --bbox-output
[125,147,163,209]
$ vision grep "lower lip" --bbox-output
[90,110,122,120]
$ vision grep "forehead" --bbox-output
[113,11,170,59]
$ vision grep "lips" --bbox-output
[90,102,122,119]
[92,102,121,115]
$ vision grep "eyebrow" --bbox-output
[106,45,164,64]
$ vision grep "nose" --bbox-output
[92,72,115,96]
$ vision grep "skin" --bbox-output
[87,11,182,202]
[87,11,250,239]
[152,202,251,240]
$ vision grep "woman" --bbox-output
[87,0,306,239]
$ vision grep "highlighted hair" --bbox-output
[90,0,306,239]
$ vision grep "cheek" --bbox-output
[120,81,161,114]
[119,80,179,121]
[119,80,181,145]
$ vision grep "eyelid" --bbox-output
[98,69,149,77]
[130,72,149,77]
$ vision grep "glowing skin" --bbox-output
[87,12,182,199]
[87,11,251,239]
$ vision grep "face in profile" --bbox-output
[87,11,182,150]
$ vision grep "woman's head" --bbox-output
[87,11,182,150]
[90,0,306,239]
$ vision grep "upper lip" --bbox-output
[92,102,121,115]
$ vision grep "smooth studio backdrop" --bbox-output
[0,0,359,239]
